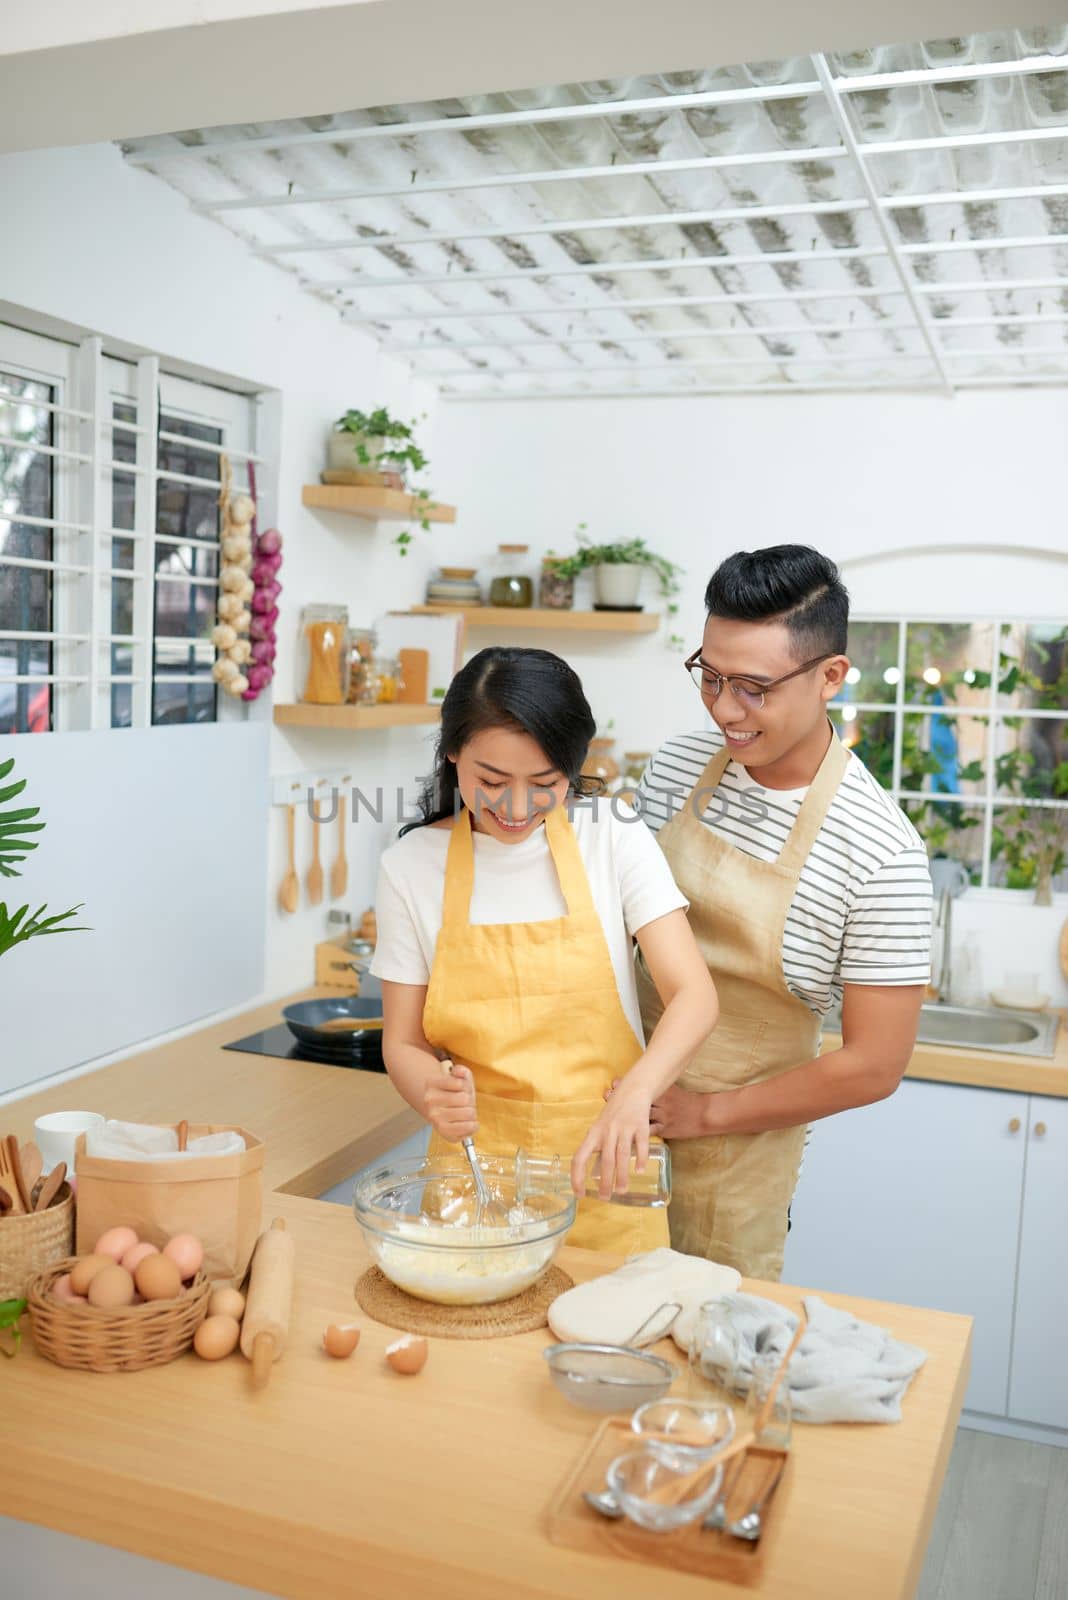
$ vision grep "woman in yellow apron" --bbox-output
[373,646,719,1252]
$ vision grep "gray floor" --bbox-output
[918,1428,1068,1600]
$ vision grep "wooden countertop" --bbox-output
[4,988,422,1199]
[6,1189,970,1600]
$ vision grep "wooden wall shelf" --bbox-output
[273,703,442,731]
[302,484,456,523]
[409,606,659,634]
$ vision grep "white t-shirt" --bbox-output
[637,728,933,1018]
[370,798,688,1040]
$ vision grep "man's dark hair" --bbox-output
[704,545,849,658]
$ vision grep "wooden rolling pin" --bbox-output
[239,1217,295,1389]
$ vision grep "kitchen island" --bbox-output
[4,992,973,1598]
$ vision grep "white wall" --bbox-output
[433,389,1068,1005]
[0,141,446,1082]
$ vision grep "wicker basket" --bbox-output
[0,1183,75,1300]
[27,1258,210,1372]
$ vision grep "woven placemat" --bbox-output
[354,1263,573,1340]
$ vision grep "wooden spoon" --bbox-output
[176,1120,189,1153]
[278,805,299,914]
[19,1143,43,1198]
[0,1136,27,1214]
[0,1184,13,1217]
[330,805,348,900]
[306,800,324,907]
[34,1161,66,1212]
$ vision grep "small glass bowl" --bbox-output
[543,1344,676,1413]
[630,1397,735,1468]
[606,1446,725,1532]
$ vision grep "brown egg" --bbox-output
[94,1226,139,1262]
[88,1263,136,1309]
[70,1254,114,1296]
[194,1314,241,1361]
[385,1335,428,1375]
[135,1253,183,1301]
[323,1323,361,1359]
[208,1287,245,1321]
[162,1233,204,1281]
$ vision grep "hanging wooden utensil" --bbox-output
[330,801,349,901]
[278,804,299,914]
[19,1143,43,1199]
[176,1120,189,1153]
[306,800,324,907]
[0,1136,28,1214]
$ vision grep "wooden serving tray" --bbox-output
[546,1417,791,1584]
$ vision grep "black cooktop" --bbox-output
[223,1023,386,1072]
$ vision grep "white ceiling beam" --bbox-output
[193,145,850,213]
[257,198,868,257]
[813,52,954,394]
[901,232,1068,255]
[384,311,1068,353]
[316,244,889,295]
[834,54,1068,94]
[421,347,1064,379]
[343,276,1068,328]
[885,182,1068,210]
[864,124,1068,158]
[125,79,826,164]
[439,377,949,401]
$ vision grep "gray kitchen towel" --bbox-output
[677,1291,929,1424]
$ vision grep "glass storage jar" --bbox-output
[346,627,377,705]
[489,544,534,608]
[539,557,575,611]
[299,604,350,705]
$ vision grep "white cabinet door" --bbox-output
[1007,1097,1068,1429]
[784,1078,1028,1416]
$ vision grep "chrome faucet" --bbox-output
[935,888,953,1005]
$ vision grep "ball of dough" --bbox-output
[212,623,238,650]
[217,593,242,620]
[228,493,256,526]
[212,657,239,684]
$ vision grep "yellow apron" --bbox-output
[422,803,669,1253]
[637,725,849,1280]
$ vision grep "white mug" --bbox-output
[33,1111,105,1173]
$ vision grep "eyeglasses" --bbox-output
[684,650,834,710]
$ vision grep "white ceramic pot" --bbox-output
[326,431,391,476]
[593,562,644,608]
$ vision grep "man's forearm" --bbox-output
[702,1043,905,1135]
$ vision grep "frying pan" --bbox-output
[282,996,384,1049]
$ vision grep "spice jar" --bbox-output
[539,557,574,611]
[346,628,377,704]
[375,655,403,705]
[300,604,350,705]
[489,544,534,608]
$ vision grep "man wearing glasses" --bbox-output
[633,544,932,1279]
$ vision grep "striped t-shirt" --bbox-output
[637,728,932,1017]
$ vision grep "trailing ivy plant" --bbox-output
[544,524,684,647]
[0,756,86,959]
[333,407,435,554]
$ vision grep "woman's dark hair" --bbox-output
[704,544,849,658]
[400,646,600,834]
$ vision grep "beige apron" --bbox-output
[636,725,849,1280]
[422,803,669,1253]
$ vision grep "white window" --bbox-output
[831,618,1067,892]
[0,324,260,732]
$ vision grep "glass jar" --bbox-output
[300,604,350,705]
[489,544,533,608]
[375,654,403,705]
[745,1349,793,1451]
[539,557,574,611]
[346,627,377,705]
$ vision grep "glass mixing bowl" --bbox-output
[352,1154,577,1306]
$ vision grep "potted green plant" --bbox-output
[0,756,86,959]
[327,407,429,489]
[543,525,684,642]
[326,406,436,555]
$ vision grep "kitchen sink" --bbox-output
[823,1002,1059,1059]
[914,1003,1058,1058]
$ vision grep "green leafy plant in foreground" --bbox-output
[0,756,87,958]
